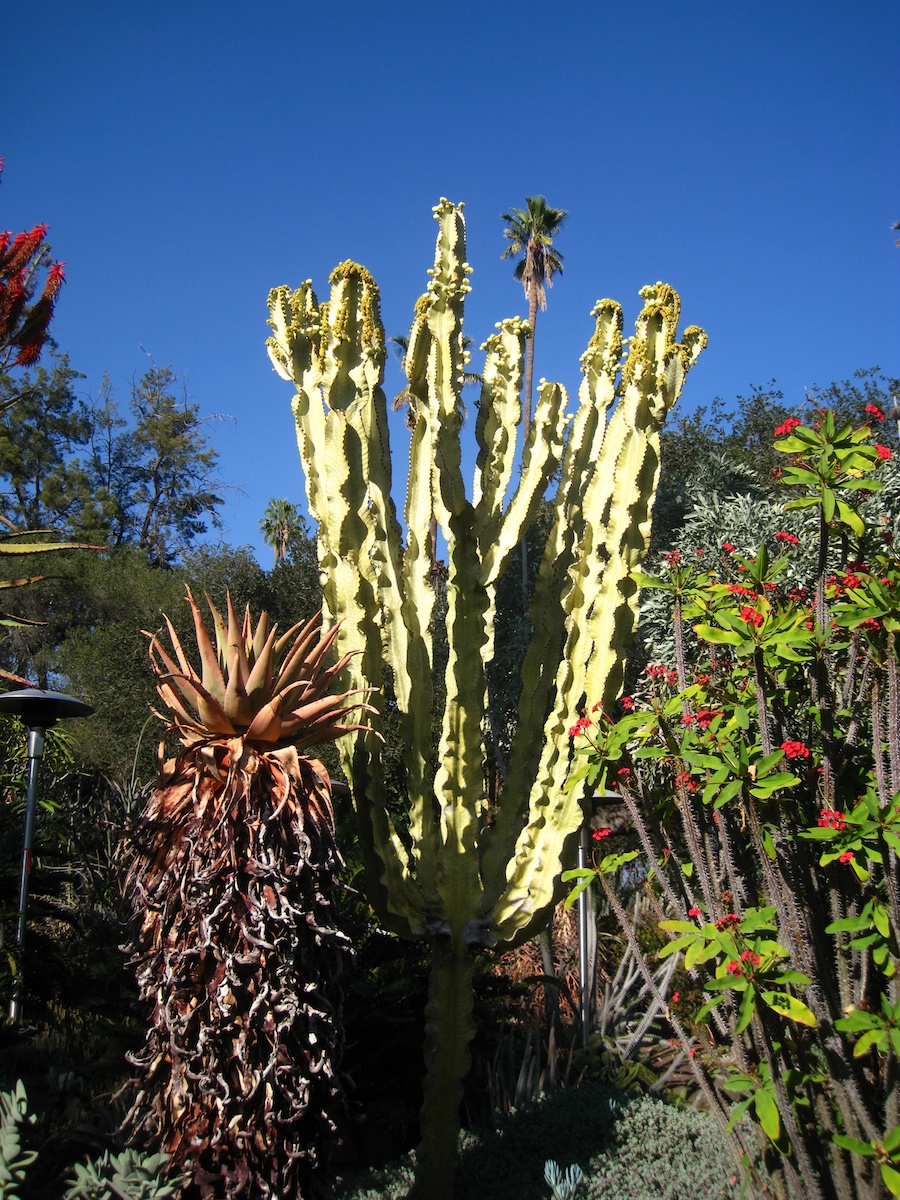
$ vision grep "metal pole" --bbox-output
[9,725,46,1022]
[577,823,589,1048]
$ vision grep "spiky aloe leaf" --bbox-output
[123,592,375,1198]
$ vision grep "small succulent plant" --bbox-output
[544,1158,584,1200]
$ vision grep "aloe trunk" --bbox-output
[267,199,705,1199]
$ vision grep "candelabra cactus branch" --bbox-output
[266,198,705,1199]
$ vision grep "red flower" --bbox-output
[688,907,702,918]
[861,618,881,632]
[621,695,634,711]
[721,542,735,553]
[592,827,612,841]
[842,573,862,590]
[697,709,723,728]
[728,583,756,597]
[781,740,810,759]
[671,991,680,1003]
[568,714,591,738]
[681,713,695,725]
[726,961,745,977]
[740,950,761,968]
[774,417,801,437]
[865,404,885,421]
[715,914,740,930]
[839,851,855,864]
[739,606,764,628]
[818,808,846,830]
[876,445,893,460]
[675,770,698,793]
[665,550,682,564]
[776,531,799,544]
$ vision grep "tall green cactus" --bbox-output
[266,199,706,1199]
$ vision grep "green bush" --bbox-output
[336,1085,742,1200]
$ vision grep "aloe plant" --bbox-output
[266,198,705,1198]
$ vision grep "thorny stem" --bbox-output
[597,870,761,1186]
[750,1008,826,1200]
[674,591,689,696]
[887,631,900,798]
[752,648,773,758]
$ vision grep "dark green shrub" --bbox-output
[336,1084,743,1200]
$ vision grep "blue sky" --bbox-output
[3,0,898,563]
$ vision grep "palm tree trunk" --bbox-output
[524,291,538,439]
[520,291,539,598]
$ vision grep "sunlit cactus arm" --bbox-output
[472,318,527,530]
[478,303,623,898]
[267,271,428,938]
[478,379,568,591]
[490,290,706,944]
[415,202,492,936]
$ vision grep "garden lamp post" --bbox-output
[0,688,93,1021]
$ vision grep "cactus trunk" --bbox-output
[411,945,477,1199]
[266,199,706,1196]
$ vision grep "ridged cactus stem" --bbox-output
[266,199,706,1200]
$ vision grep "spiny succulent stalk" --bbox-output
[121,589,375,1200]
[267,199,706,1200]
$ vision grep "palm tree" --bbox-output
[500,196,568,438]
[260,498,302,566]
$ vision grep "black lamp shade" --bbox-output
[0,688,94,729]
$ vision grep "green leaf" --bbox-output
[836,500,865,536]
[685,939,721,970]
[754,1088,782,1145]
[785,495,824,510]
[827,915,874,934]
[853,1029,887,1058]
[631,571,665,589]
[695,995,724,1025]
[773,970,812,987]
[658,934,698,960]
[750,773,799,798]
[598,850,639,875]
[833,1134,876,1157]
[735,986,756,1035]
[561,867,595,910]
[822,488,836,522]
[724,1095,754,1131]
[761,991,817,1027]
[712,779,744,808]
[693,624,744,647]
[873,904,891,938]
[883,1164,900,1198]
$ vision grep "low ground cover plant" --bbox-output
[566,407,900,1199]
[336,1083,741,1200]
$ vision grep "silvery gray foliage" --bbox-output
[0,1081,36,1200]
[544,1158,584,1199]
[0,1082,182,1200]
[63,1148,184,1200]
